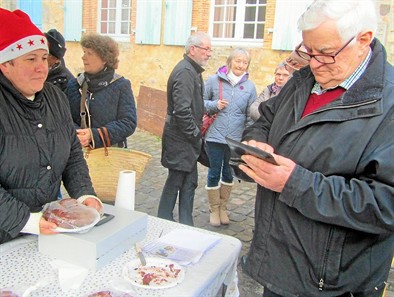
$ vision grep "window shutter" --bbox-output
[164,0,192,46]
[271,0,312,50]
[64,0,83,41]
[135,0,162,45]
[18,0,42,29]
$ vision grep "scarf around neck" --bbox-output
[270,83,282,95]
[227,70,245,86]
[84,67,115,93]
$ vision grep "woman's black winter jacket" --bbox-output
[0,75,95,244]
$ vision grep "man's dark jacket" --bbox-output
[161,54,205,172]
[0,75,95,244]
[46,62,74,92]
[242,39,394,296]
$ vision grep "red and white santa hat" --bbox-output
[0,8,48,64]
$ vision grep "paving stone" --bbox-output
[229,213,247,223]
[237,233,254,243]
[232,206,254,216]
[227,223,246,233]
[230,198,247,206]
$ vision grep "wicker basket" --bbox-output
[84,147,152,203]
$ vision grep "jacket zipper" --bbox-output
[225,88,235,133]
[318,227,334,291]
[319,278,324,291]
[305,99,378,118]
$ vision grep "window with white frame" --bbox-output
[271,0,312,50]
[99,0,131,41]
[210,0,266,45]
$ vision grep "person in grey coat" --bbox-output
[158,33,212,226]
[203,48,256,226]
[249,62,290,122]
[238,1,394,296]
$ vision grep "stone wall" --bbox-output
[1,0,392,99]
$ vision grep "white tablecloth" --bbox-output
[0,216,242,297]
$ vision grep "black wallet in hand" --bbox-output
[225,137,278,182]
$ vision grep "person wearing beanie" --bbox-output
[44,29,74,92]
[0,8,103,244]
[65,33,137,150]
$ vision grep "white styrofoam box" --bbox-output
[38,204,147,270]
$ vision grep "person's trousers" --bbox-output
[206,141,233,187]
[263,286,386,297]
[157,165,198,226]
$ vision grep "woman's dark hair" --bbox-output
[81,33,119,69]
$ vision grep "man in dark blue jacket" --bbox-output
[238,1,394,296]
[44,29,74,93]
[158,32,212,226]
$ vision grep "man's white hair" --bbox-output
[297,0,378,42]
[185,32,211,54]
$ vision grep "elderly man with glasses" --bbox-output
[239,1,394,296]
[158,32,212,226]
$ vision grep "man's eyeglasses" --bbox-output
[295,36,355,65]
[194,45,213,53]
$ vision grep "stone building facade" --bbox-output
[0,0,392,98]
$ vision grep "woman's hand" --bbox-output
[217,99,229,110]
[39,217,58,235]
[76,128,91,147]
[82,197,103,213]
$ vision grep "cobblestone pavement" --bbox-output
[127,128,393,297]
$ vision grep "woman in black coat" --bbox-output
[0,8,102,244]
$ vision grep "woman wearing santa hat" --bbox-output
[0,8,103,244]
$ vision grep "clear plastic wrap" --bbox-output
[42,198,100,233]
[87,291,133,297]
[87,278,136,297]
[0,289,20,297]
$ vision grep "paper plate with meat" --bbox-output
[123,257,185,289]
[42,198,100,233]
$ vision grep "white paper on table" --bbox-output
[143,228,221,265]
[115,170,135,210]
[50,259,89,291]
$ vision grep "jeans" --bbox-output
[206,141,233,187]
[157,165,198,226]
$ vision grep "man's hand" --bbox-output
[243,140,275,154]
[239,141,296,192]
